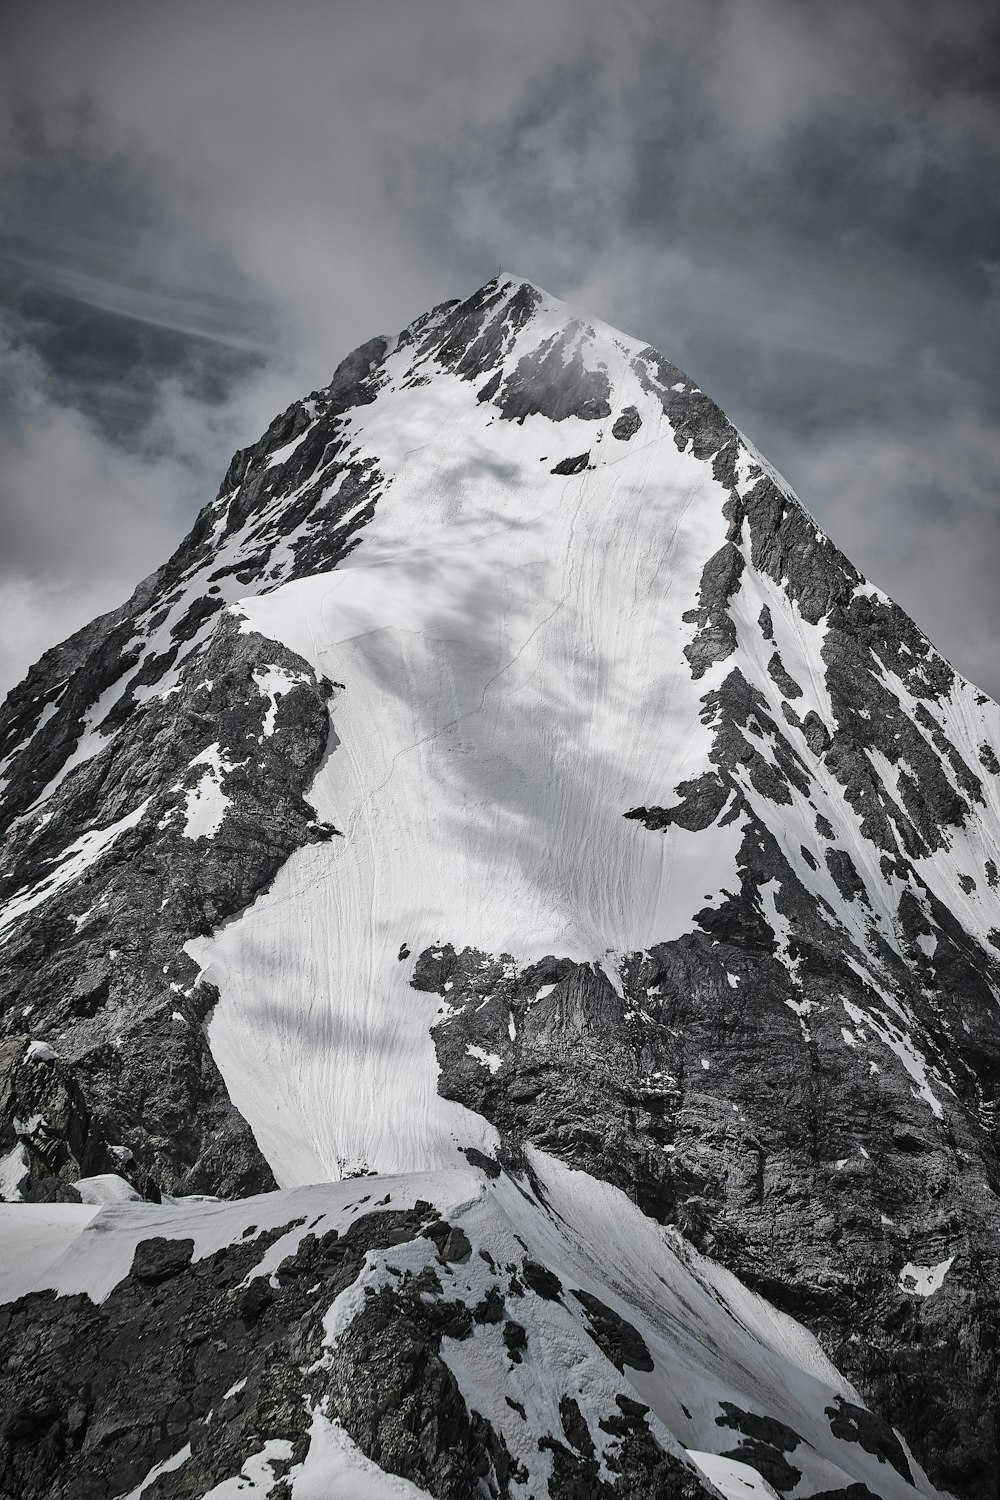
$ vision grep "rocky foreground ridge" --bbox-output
[1,277,999,1499]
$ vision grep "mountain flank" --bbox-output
[1,276,997,1499]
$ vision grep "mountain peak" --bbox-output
[1,279,999,1498]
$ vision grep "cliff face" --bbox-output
[1,276,997,1499]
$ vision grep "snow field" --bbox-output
[322,1152,940,1500]
[288,1411,431,1497]
[688,1452,781,1500]
[188,278,1000,1174]
[189,307,744,1185]
[0,1201,101,1301]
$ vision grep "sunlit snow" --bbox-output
[189,283,745,1185]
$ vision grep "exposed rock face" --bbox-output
[419,931,1000,1497]
[0,619,338,1197]
[0,1202,469,1499]
[2,274,999,1498]
[0,1035,104,1202]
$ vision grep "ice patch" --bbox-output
[466,1044,502,1074]
[289,1408,430,1497]
[0,1143,30,1202]
[843,998,944,1118]
[785,995,818,1042]
[199,1439,293,1498]
[688,1451,781,1499]
[898,1257,954,1297]
[29,701,59,740]
[758,880,801,981]
[74,1174,143,1205]
[180,744,232,840]
[266,429,312,468]
[20,676,129,811]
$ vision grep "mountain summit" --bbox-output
[1,277,998,1499]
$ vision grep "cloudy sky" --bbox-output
[2,0,998,697]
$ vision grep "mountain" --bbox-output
[0,275,998,1500]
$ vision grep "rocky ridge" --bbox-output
[0,1158,936,1500]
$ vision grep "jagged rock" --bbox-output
[572,1290,654,1373]
[0,1035,106,1201]
[625,772,730,832]
[551,451,592,475]
[0,618,338,1195]
[611,405,642,440]
[767,650,803,700]
[0,1204,460,1500]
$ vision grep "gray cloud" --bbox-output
[403,0,1000,689]
[0,306,298,692]
[1,0,998,695]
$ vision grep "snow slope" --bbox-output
[188,285,747,1185]
[0,1201,100,1302]
[0,1150,940,1500]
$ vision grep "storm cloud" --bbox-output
[2,0,999,693]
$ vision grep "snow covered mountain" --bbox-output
[1,275,998,1499]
